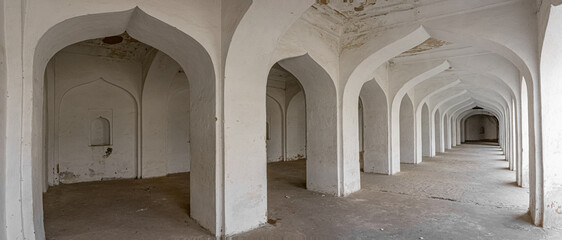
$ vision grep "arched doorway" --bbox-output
[32,9,217,238]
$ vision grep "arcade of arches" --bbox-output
[2,0,562,239]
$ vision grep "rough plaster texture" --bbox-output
[519,79,530,188]
[421,104,431,156]
[279,55,340,196]
[359,80,389,174]
[265,65,306,163]
[142,51,190,177]
[399,95,416,164]
[51,51,139,184]
[266,96,284,162]
[59,79,137,183]
[433,110,441,153]
[0,0,5,236]
[286,93,306,161]
[538,2,562,228]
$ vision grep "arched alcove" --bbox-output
[90,117,111,146]
[58,79,136,184]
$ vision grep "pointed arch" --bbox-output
[24,8,218,238]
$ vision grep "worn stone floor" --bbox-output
[44,143,562,239]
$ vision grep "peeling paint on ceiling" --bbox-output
[402,38,451,54]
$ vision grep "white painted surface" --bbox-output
[0,2,6,236]
[520,79,529,188]
[142,52,190,177]
[266,96,284,162]
[166,73,190,174]
[280,55,340,196]
[360,80,389,174]
[286,92,306,161]
[53,51,140,184]
[538,2,562,228]
[59,79,137,183]
[434,110,442,153]
[400,95,415,163]
[421,104,431,156]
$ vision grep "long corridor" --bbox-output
[237,143,562,239]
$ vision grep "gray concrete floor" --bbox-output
[44,143,562,239]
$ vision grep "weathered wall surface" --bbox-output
[166,72,190,174]
[266,64,306,163]
[359,80,389,174]
[46,46,191,184]
[142,51,190,177]
[52,51,140,184]
[286,92,306,161]
[538,1,562,228]
[421,104,431,156]
[266,96,283,162]
[465,115,498,141]
[0,0,6,236]
[400,95,415,163]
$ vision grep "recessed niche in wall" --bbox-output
[89,109,113,146]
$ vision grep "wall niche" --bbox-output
[89,110,112,146]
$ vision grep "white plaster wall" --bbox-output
[286,92,306,161]
[358,99,364,169]
[142,52,191,177]
[538,2,562,228]
[520,79,529,188]
[54,52,140,184]
[223,1,314,233]
[21,7,220,236]
[421,104,431,156]
[433,110,441,154]
[166,73,190,173]
[279,55,339,195]
[266,96,284,162]
[0,0,6,235]
[59,79,137,183]
[359,80,389,174]
[400,95,415,163]
[465,115,498,141]
[444,114,450,150]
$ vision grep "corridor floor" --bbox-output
[44,143,562,239]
